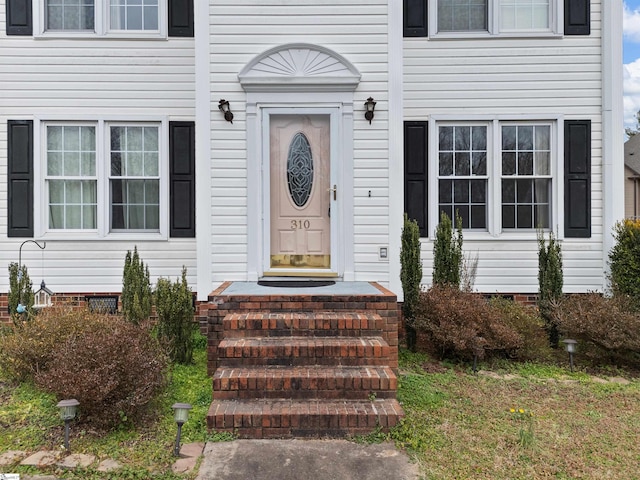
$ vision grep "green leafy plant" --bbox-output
[400,213,422,351]
[608,219,640,310]
[510,407,535,448]
[155,267,198,364]
[8,262,34,324]
[538,230,563,347]
[432,211,463,288]
[122,246,152,324]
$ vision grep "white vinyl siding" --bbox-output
[0,2,196,294]
[207,1,390,285]
[405,0,605,293]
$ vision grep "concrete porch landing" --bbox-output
[199,282,403,439]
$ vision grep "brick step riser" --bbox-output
[214,374,397,392]
[223,317,385,333]
[217,357,391,367]
[217,345,389,361]
[222,329,384,338]
[214,390,398,400]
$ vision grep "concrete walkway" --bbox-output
[196,439,419,480]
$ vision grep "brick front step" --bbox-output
[206,398,404,438]
[222,312,385,338]
[213,365,398,400]
[217,336,390,367]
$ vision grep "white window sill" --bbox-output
[36,232,168,241]
[427,31,562,40]
[34,31,168,40]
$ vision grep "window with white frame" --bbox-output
[434,120,554,233]
[438,124,488,229]
[41,0,162,34]
[501,124,551,229]
[431,0,555,34]
[43,122,163,235]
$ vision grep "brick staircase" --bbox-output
[200,282,404,438]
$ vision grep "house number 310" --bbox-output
[291,220,311,230]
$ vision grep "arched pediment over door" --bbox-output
[238,43,361,93]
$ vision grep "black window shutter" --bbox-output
[6,0,32,35]
[8,120,34,237]
[565,0,590,35]
[404,121,428,237]
[169,121,196,237]
[404,0,427,37]
[168,0,194,37]
[564,120,591,238]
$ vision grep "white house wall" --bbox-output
[403,1,615,294]
[0,2,197,294]
[206,1,391,287]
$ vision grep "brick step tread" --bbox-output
[213,366,397,400]
[207,398,404,438]
[217,336,390,364]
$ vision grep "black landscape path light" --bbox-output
[172,403,192,456]
[562,339,578,372]
[57,399,79,453]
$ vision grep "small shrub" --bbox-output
[8,262,34,324]
[414,286,521,361]
[608,219,640,310]
[122,246,152,324]
[553,293,640,367]
[156,267,197,364]
[538,231,563,346]
[34,313,168,429]
[432,211,463,288]
[400,213,422,351]
[0,307,98,381]
[489,297,552,362]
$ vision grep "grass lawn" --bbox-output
[2,344,640,479]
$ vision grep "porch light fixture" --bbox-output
[56,399,79,453]
[218,99,234,124]
[364,97,376,124]
[562,339,578,372]
[172,403,192,456]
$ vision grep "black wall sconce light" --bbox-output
[364,97,376,124]
[218,99,234,124]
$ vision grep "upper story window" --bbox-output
[37,0,166,36]
[403,0,579,37]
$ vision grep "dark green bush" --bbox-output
[122,246,152,324]
[553,293,640,367]
[8,262,34,324]
[155,267,197,364]
[401,213,422,351]
[489,297,553,362]
[414,286,522,361]
[538,231,563,346]
[609,219,640,310]
[432,212,463,288]
[34,312,168,429]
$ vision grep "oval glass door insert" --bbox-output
[286,132,314,207]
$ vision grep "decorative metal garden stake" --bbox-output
[56,399,79,453]
[172,403,192,456]
[562,339,577,372]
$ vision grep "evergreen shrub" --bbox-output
[538,231,563,347]
[400,214,422,351]
[609,219,640,310]
[122,246,152,324]
[432,211,463,288]
[155,267,197,364]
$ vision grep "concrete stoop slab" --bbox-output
[195,439,419,480]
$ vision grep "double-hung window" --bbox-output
[429,0,558,35]
[42,121,164,237]
[39,0,164,35]
[433,119,556,235]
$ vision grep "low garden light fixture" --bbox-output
[562,339,578,372]
[56,399,79,453]
[172,402,192,456]
[364,97,376,124]
[218,99,234,124]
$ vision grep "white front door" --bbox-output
[264,111,337,275]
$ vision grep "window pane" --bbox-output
[502,179,516,203]
[439,180,453,203]
[517,205,532,228]
[516,179,533,203]
[517,126,534,150]
[48,153,63,176]
[455,152,470,176]
[500,0,549,30]
[517,152,533,175]
[472,152,487,175]
[502,152,516,175]
[535,152,550,175]
[454,180,469,203]
[46,0,94,30]
[110,0,158,30]
[438,0,487,32]
[471,205,486,229]
[455,126,470,150]
[439,126,453,150]
[439,152,454,176]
